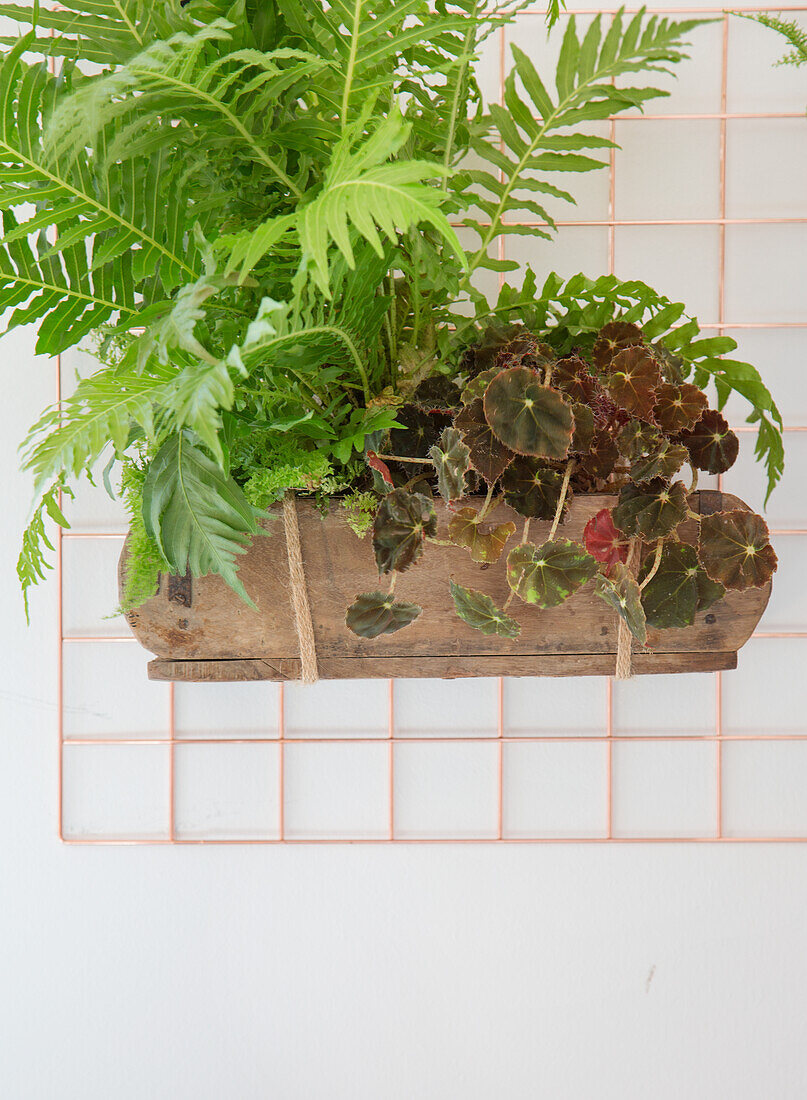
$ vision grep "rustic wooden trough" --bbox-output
[121,489,770,682]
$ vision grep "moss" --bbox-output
[241,442,334,509]
[120,460,170,612]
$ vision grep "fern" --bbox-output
[224,105,465,297]
[119,458,169,612]
[0,38,200,352]
[21,361,176,494]
[16,480,71,622]
[45,21,325,197]
[734,12,807,69]
[463,10,704,275]
[0,0,167,63]
[141,432,262,605]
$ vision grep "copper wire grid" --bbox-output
[56,5,807,844]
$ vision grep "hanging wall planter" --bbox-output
[5,6,782,679]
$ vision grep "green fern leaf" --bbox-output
[467,11,707,270]
[17,480,71,623]
[21,362,174,494]
[142,432,261,606]
[45,22,326,198]
[0,40,200,349]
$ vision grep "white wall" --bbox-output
[2,3,807,1097]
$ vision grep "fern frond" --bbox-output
[224,106,464,296]
[45,21,327,197]
[21,361,175,495]
[0,37,201,350]
[466,10,706,272]
[0,0,169,63]
[142,432,261,606]
[734,11,807,68]
[17,479,71,622]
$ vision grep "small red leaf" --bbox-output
[583,508,629,570]
[366,451,393,486]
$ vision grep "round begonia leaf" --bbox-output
[612,478,688,540]
[429,427,470,502]
[580,429,619,480]
[617,419,661,462]
[593,321,644,371]
[372,488,438,574]
[448,507,516,564]
[594,563,647,645]
[630,439,688,483]
[483,367,574,459]
[653,381,708,434]
[506,539,598,608]
[388,403,450,458]
[454,398,515,483]
[697,509,778,591]
[583,508,629,570]
[570,402,595,453]
[639,542,701,629]
[461,367,498,405]
[346,591,422,638]
[678,409,739,474]
[554,355,600,404]
[413,376,461,412]
[449,579,521,638]
[605,346,661,420]
[502,458,567,520]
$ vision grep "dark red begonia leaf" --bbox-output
[653,381,708,434]
[605,346,661,420]
[502,457,568,521]
[697,510,778,591]
[372,488,437,574]
[678,409,740,474]
[580,429,620,480]
[630,439,688,483]
[593,321,644,372]
[483,367,574,459]
[612,478,688,540]
[413,376,462,413]
[454,398,515,483]
[346,591,422,638]
[388,403,451,458]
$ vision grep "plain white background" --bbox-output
[3,2,807,1096]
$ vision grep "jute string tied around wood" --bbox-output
[283,492,319,684]
[615,538,640,682]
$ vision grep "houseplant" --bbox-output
[5,1,780,677]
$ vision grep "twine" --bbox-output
[615,538,640,682]
[283,492,319,684]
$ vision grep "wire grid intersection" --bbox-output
[58,5,807,844]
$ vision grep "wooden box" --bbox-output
[121,489,770,682]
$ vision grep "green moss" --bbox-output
[241,442,334,509]
[120,460,170,612]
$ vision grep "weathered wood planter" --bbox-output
[121,489,770,682]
